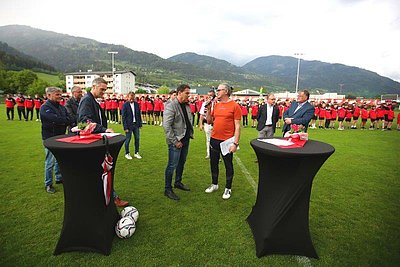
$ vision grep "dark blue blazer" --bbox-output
[283,101,314,134]
[77,92,108,133]
[122,101,142,130]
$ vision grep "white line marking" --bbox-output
[235,155,313,267]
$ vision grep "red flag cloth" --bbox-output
[56,134,103,144]
[101,153,113,206]
[277,136,307,149]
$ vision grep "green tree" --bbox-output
[27,79,50,96]
[7,69,38,93]
[135,88,147,94]
[157,85,170,94]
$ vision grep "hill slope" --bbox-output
[0,41,56,72]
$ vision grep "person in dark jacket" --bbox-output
[122,92,143,160]
[256,93,280,138]
[77,77,128,207]
[65,86,83,132]
[40,87,71,193]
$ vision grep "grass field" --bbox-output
[0,105,399,266]
[34,72,62,84]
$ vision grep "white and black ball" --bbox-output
[115,216,136,238]
[121,206,139,222]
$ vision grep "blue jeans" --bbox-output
[164,142,189,190]
[44,147,62,186]
[124,126,140,154]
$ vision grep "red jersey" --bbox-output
[189,103,196,113]
[387,109,394,120]
[353,106,360,117]
[331,109,337,119]
[5,98,16,108]
[154,99,162,112]
[118,100,125,110]
[376,108,385,118]
[34,98,42,109]
[251,105,259,116]
[100,100,105,110]
[59,99,65,106]
[25,98,34,109]
[111,99,118,109]
[319,108,326,118]
[241,105,248,116]
[105,100,112,110]
[369,109,377,119]
[338,107,346,118]
[345,110,353,119]
[146,100,153,111]
[196,100,203,113]
[160,101,165,112]
[361,108,369,119]
[139,100,147,112]
[314,107,320,116]
[16,97,25,107]
[325,109,332,119]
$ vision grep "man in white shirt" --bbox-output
[256,94,280,138]
[199,89,216,158]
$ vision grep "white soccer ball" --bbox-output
[121,206,139,222]
[115,217,136,238]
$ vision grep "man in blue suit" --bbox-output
[122,92,143,160]
[283,90,315,136]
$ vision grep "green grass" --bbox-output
[0,105,399,266]
[34,72,62,84]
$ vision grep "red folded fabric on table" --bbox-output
[56,134,103,144]
[277,137,307,149]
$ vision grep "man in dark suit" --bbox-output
[282,90,315,136]
[256,93,280,138]
[122,92,143,160]
[77,77,128,207]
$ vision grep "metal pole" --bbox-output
[108,51,118,92]
[294,53,303,94]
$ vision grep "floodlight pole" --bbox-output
[108,51,118,92]
[294,53,303,94]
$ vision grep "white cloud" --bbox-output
[0,0,399,82]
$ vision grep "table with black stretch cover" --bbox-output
[44,134,125,255]
[247,138,335,259]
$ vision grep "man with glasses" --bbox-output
[77,77,129,207]
[256,93,280,138]
[282,90,314,136]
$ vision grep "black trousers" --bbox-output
[35,108,40,120]
[17,106,26,120]
[26,108,33,120]
[6,108,14,120]
[210,138,234,189]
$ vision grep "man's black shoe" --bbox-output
[164,190,180,201]
[174,182,190,191]
[55,180,63,184]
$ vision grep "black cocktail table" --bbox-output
[247,138,335,259]
[44,134,125,255]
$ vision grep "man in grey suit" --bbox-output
[257,93,280,138]
[282,90,315,136]
[163,84,193,200]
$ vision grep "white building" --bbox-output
[65,70,136,94]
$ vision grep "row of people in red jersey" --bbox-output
[5,93,47,121]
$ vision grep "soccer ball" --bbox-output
[115,217,136,238]
[121,206,139,222]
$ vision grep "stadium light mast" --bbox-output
[339,83,344,94]
[108,51,118,92]
[294,53,303,94]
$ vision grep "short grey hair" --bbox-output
[219,83,232,96]
[71,86,82,93]
[92,77,107,87]
[267,93,275,100]
[45,87,62,95]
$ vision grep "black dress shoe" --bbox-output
[164,190,180,201]
[174,182,190,191]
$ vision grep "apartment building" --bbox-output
[65,70,136,94]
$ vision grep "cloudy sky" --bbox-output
[1,0,400,82]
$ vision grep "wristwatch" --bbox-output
[233,142,239,147]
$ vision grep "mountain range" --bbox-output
[0,25,399,97]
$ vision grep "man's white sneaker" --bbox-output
[125,153,132,160]
[134,153,142,159]
[222,188,231,200]
[205,184,218,193]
